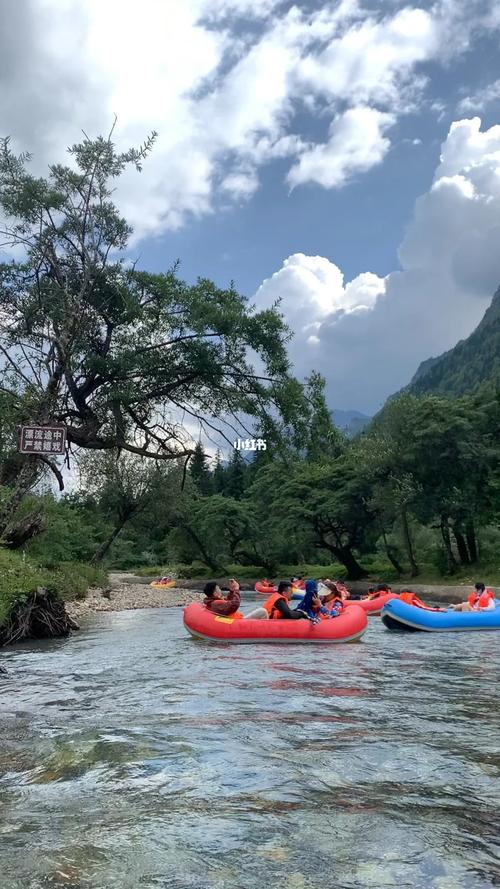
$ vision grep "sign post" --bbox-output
[19,425,67,456]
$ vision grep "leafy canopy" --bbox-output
[0,128,301,487]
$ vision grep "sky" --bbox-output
[1,0,500,415]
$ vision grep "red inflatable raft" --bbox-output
[255,581,277,594]
[345,592,398,616]
[183,603,368,644]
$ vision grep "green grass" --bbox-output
[0,549,48,626]
[0,549,108,627]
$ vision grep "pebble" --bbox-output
[65,582,201,621]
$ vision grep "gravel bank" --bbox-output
[65,575,201,621]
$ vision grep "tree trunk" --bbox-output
[181,524,223,573]
[0,459,40,540]
[92,515,132,564]
[322,544,367,580]
[401,506,419,576]
[465,520,478,563]
[440,518,457,574]
[382,530,404,576]
[315,531,367,580]
[338,547,367,580]
[2,510,45,549]
[452,527,470,566]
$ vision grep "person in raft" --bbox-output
[295,580,322,623]
[203,580,244,618]
[451,582,496,612]
[323,579,350,599]
[370,583,392,599]
[261,581,316,621]
[318,586,344,617]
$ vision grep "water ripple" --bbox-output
[0,608,499,888]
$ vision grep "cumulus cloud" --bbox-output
[287,107,395,188]
[0,0,498,240]
[256,117,500,413]
[256,253,384,329]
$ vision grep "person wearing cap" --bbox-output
[318,587,344,618]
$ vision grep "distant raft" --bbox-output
[255,580,310,600]
[345,592,398,616]
[255,581,277,595]
[381,598,500,632]
[183,602,368,644]
[150,576,176,589]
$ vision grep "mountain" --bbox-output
[332,409,372,437]
[409,285,500,397]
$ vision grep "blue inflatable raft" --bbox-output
[381,598,500,632]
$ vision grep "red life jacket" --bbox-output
[262,592,287,619]
[467,589,494,609]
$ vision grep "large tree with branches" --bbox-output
[0,126,300,536]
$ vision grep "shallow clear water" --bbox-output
[1,607,499,889]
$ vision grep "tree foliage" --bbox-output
[0,129,301,492]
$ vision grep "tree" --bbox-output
[0,128,300,532]
[78,450,177,564]
[370,390,498,574]
[361,395,422,575]
[404,396,491,572]
[250,457,372,579]
[188,442,213,496]
[224,449,247,500]
[303,372,345,463]
[212,450,226,494]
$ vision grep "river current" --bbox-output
[1,606,499,888]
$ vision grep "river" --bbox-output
[1,607,499,889]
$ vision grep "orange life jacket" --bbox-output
[467,589,494,609]
[262,592,287,619]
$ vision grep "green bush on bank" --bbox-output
[47,562,107,600]
[0,549,48,626]
[0,549,107,626]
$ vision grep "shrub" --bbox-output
[0,549,108,631]
[0,549,47,626]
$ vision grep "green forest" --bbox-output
[1,131,500,642]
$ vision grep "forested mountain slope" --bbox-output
[409,286,500,397]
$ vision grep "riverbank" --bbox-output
[64,573,201,622]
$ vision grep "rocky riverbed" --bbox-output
[65,573,201,621]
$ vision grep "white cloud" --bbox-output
[435,116,500,179]
[1,0,498,240]
[255,117,500,413]
[199,0,283,20]
[458,79,500,114]
[295,7,437,110]
[221,168,259,199]
[287,107,395,188]
[255,253,385,339]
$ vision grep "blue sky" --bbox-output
[2,0,500,413]
[139,23,500,297]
